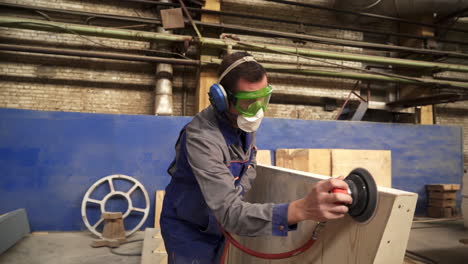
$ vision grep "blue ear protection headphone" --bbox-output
[208,56,257,112]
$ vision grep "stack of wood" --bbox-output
[426,184,460,218]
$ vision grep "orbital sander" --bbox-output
[332,168,378,223]
[219,167,379,262]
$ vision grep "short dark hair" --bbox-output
[218,52,266,98]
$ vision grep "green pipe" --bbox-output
[2,16,468,74]
[0,16,191,43]
[202,59,468,89]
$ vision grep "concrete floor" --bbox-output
[0,220,467,264]
[0,231,145,264]
[405,219,468,264]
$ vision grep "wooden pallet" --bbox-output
[426,184,460,218]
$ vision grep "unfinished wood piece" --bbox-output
[427,191,457,200]
[228,165,417,264]
[427,199,456,207]
[331,149,392,187]
[427,207,455,218]
[154,190,165,229]
[91,212,126,248]
[141,228,168,264]
[197,65,217,112]
[256,150,272,166]
[201,0,220,23]
[426,184,460,191]
[276,149,331,175]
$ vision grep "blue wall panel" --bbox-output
[0,108,464,231]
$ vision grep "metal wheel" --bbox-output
[81,174,150,238]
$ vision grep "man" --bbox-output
[160,52,352,263]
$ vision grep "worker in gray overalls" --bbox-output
[160,52,353,263]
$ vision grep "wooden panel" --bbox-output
[275,149,331,175]
[256,150,272,166]
[228,165,417,264]
[331,149,392,187]
[154,190,165,229]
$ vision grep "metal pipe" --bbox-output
[154,0,173,116]
[0,43,199,65]
[3,2,468,48]
[202,59,468,89]
[264,0,468,34]
[4,3,468,59]
[2,16,468,73]
[196,20,468,60]
[155,63,174,115]
[339,0,468,17]
[102,0,468,47]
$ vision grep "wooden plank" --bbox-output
[256,150,272,166]
[427,191,457,200]
[154,190,165,229]
[228,165,417,264]
[331,149,392,187]
[426,184,460,191]
[420,106,433,125]
[201,0,220,23]
[428,199,456,207]
[427,207,454,218]
[275,149,331,175]
[196,0,220,112]
[141,228,167,264]
[197,66,217,112]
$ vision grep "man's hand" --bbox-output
[288,177,353,225]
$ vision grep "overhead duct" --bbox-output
[333,0,468,19]
[154,0,174,116]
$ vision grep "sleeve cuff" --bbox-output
[272,203,298,236]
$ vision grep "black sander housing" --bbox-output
[332,168,378,223]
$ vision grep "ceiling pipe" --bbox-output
[4,2,468,50]
[201,58,468,89]
[2,42,466,90]
[334,0,468,18]
[4,4,468,58]
[0,43,199,65]
[264,0,468,34]
[2,16,468,73]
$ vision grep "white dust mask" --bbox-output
[237,108,264,133]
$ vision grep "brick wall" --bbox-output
[1,0,467,165]
[0,0,198,116]
[436,101,468,166]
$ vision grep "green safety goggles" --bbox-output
[230,85,273,117]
